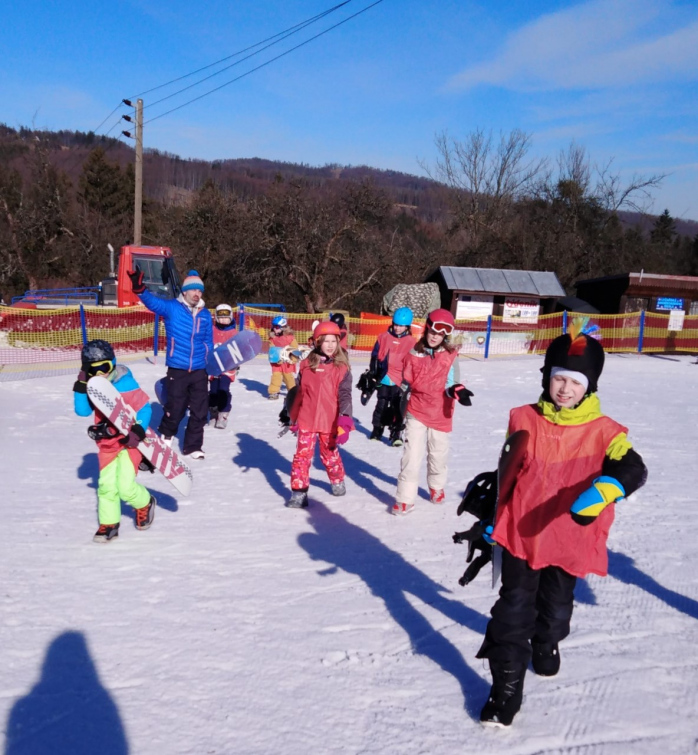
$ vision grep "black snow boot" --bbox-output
[369,426,384,441]
[287,489,309,509]
[532,641,560,677]
[480,660,526,727]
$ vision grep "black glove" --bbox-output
[127,266,146,294]
[453,521,493,586]
[73,369,88,394]
[278,406,290,427]
[119,423,147,448]
[447,383,474,406]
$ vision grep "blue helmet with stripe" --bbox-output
[392,307,413,327]
[271,316,288,328]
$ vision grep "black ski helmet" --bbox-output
[81,339,115,368]
[542,330,604,396]
[329,312,346,329]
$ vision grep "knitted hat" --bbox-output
[182,270,204,292]
[542,318,604,396]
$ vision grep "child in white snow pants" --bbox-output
[396,414,450,505]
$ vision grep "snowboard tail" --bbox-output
[207,329,262,377]
[87,376,193,496]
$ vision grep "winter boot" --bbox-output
[369,426,384,441]
[429,488,445,504]
[209,408,219,426]
[392,502,415,516]
[532,641,560,677]
[480,660,526,727]
[389,428,403,447]
[135,495,156,531]
[188,450,205,460]
[331,481,346,496]
[93,523,120,543]
[215,412,229,430]
[287,489,309,509]
[268,393,280,401]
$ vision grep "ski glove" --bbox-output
[570,476,625,526]
[120,423,147,449]
[127,266,146,294]
[73,370,88,394]
[447,383,474,406]
[335,415,355,445]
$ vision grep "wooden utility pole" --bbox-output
[134,98,143,245]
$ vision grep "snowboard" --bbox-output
[86,376,193,496]
[207,329,262,378]
[491,429,529,587]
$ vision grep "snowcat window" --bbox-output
[133,256,177,300]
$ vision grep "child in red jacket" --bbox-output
[473,322,647,727]
[209,303,238,429]
[393,309,473,516]
[268,315,298,400]
[285,321,354,509]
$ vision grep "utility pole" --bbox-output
[134,99,143,245]
[122,98,143,245]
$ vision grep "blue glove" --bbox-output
[570,476,625,526]
[482,522,495,544]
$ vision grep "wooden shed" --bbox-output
[428,266,565,322]
[575,273,698,315]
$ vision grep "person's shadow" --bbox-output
[608,549,698,620]
[233,432,291,500]
[238,377,269,398]
[4,631,129,755]
[297,502,489,719]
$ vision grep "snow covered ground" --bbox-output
[1,352,698,754]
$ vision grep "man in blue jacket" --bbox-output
[129,268,213,459]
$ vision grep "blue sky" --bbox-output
[2,0,697,221]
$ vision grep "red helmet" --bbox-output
[426,308,455,335]
[313,321,342,340]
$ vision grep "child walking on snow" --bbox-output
[209,303,238,429]
[473,321,647,727]
[73,340,156,543]
[367,306,416,446]
[393,309,473,516]
[268,315,298,400]
[284,321,354,509]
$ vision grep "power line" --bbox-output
[128,0,353,100]
[144,0,385,126]
[143,2,353,113]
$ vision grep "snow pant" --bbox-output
[268,371,296,396]
[291,429,344,490]
[476,549,577,664]
[159,368,209,455]
[209,375,233,413]
[97,449,151,525]
[372,384,402,433]
[395,413,450,505]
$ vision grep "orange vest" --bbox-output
[492,403,627,577]
[403,348,458,432]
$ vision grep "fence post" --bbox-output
[484,315,492,359]
[638,310,645,353]
[153,315,159,363]
[79,304,88,345]
[562,310,568,335]
[239,304,245,331]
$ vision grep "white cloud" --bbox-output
[448,0,698,91]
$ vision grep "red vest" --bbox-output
[294,359,348,434]
[213,326,238,378]
[95,386,150,470]
[376,331,417,385]
[492,404,627,577]
[403,348,458,432]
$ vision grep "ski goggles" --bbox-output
[216,308,233,318]
[426,321,454,336]
[87,359,114,375]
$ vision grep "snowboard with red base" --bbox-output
[86,376,193,496]
[206,329,262,377]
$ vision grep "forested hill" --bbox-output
[1,124,696,313]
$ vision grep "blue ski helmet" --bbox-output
[392,307,413,327]
[271,316,288,328]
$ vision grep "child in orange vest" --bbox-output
[285,321,354,509]
[268,315,298,400]
[474,321,647,727]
